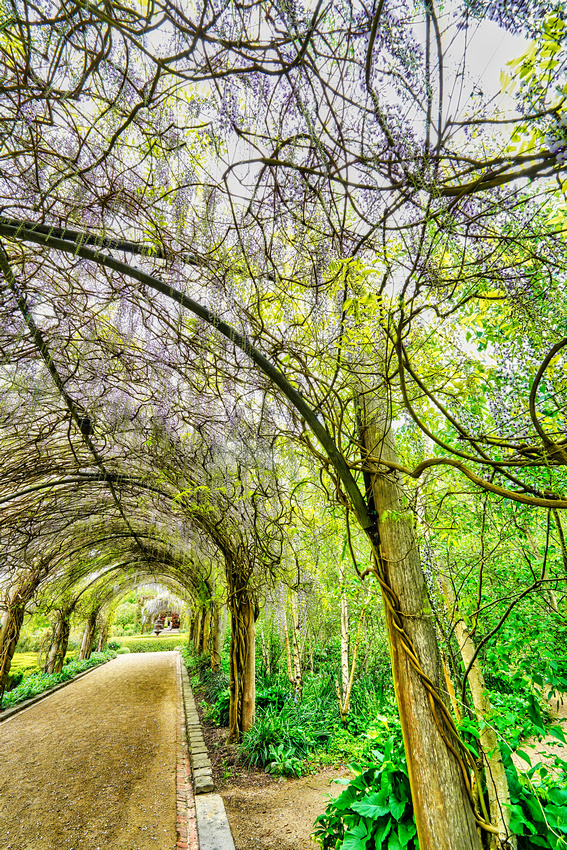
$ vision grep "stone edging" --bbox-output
[176,653,199,849]
[179,659,214,794]
[0,657,115,723]
[177,651,236,850]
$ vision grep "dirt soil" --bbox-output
[0,652,178,850]
[196,697,350,850]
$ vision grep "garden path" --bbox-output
[0,652,180,850]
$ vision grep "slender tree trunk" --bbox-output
[227,561,256,743]
[339,558,350,706]
[192,609,201,654]
[442,653,461,723]
[202,608,211,656]
[54,617,71,673]
[359,391,483,850]
[289,590,303,699]
[211,603,222,672]
[552,509,567,606]
[260,629,271,676]
[440,577,515,848]
[79,609,98,660]
[283,605,293,684]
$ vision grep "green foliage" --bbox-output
[14,629,50,652]
[113,635,184,652]
[7,651,40,678]
[265,743,306,778]
[504,751,567,849]
[111,601,142,636]
[313,739,418,850]
[2,650,116,707]
[313,737,567,850]
[240,676,341,769]
[6,669,24,690]
[206,688,230,726]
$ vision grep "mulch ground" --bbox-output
[0,652,179,850]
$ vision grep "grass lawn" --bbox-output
[9,652,40,676]
[112,633,188,652]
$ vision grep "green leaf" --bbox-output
[545,804,567,832]
[515,749,532,765]
[388,794,406,821]
[526,694,546,735]
[371,817,392,847]
[341,821,368,850]
[549,787,567,806]
[387,832,402,850]
[549,724,566,743]
[351,794,390,819]
[397,821,417,848]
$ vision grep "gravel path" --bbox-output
[0,652,179,850]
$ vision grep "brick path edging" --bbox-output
[176,653,199,849]
[176,650,236,850]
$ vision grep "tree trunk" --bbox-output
[54,617,71,673]
[283,605,293,684]
[440,577,515,850]
[79,609,98,660]
[211,603,222,672]
[0,566,49,705]
[261,629,270,675]
[339,557,350,708]
[45,610,71,674]
[97,619,109,652]
[192,609,201,654]
[359,391,483,850]
[202,608,211,656]
[289,590,303,699]
[0,598,26,705]
[227,564,256,743]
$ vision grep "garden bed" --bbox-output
[1,650,117,712]
[192,688,350,850]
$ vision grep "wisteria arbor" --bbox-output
[1,2,567,849]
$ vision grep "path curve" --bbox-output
[0,652,178,850]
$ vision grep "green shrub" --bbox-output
[116,647,131,654]
[313,738,567,850]
[206,688,231,726]
[266,743,306,778]
[6,670,24,691]
[313,739,418,850]
[1,650,117,708]
[117,635,184,652]
[503,749,567,849]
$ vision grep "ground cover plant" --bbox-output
[1,650,117,708]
